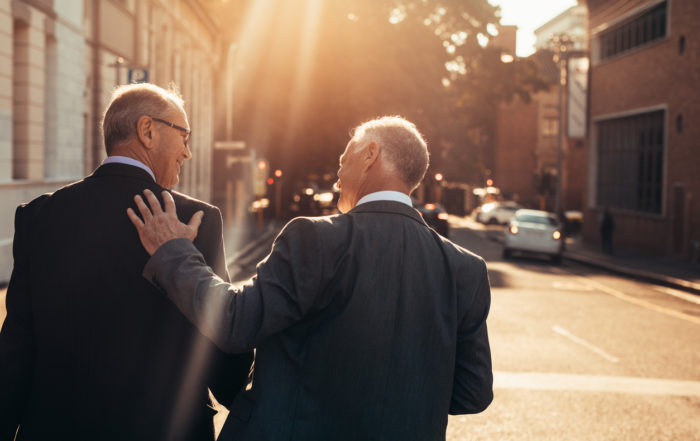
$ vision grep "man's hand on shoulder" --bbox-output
[127,189,203,255]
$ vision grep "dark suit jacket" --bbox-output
[144,200,493,441]
[0,163,253,441]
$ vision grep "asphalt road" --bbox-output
[446,218,700,440]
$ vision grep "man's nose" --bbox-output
[184,145,192,160]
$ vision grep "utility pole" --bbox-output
[552,34,570,217]
[551,34,588,216]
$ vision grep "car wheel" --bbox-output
[503,248,511,259]
[488,217,498,225]
[550,254,562,265]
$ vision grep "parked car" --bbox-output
[414,201,449,237]
[503,209,565,264]
[475,201,523,225]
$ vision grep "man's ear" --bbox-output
[362,141,380,171]
[136,115,156,149]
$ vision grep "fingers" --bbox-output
[126,207,144,230]
[133,195,154,222]
[162,191,177,214]
[143,189,164,215]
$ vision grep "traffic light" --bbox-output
[274,169,283,178]
[486,178,494,187]
[267,178,274,185]
[253,159,269,197]
[434,173,444,182]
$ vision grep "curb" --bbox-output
[563,252,700,296]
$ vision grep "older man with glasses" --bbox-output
[0,83,253,441]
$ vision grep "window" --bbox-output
[600,2,667,60]
[596,110,664,214]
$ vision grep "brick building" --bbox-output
[582,0,699,256]
[0,0,232,281]
[492,5,588,212]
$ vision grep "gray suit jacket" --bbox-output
[144,200,493,441]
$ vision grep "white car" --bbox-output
[503,209,565,264]
[476,201,522,225]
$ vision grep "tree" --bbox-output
[219,0,548,187]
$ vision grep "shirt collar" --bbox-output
[356,191,412,207]
[102,156,156,183]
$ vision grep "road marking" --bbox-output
[552,325,620,363]
[552,281,594,291]
[653,285,700,305]
[494,371,700,397]
[569,273,700,326]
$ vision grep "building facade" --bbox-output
[583,0,699,256]
[534,4,588,51]
[492,4,588,212]
[0,0,228,281]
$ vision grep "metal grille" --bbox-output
[596,110,664,213]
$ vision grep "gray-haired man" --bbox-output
[129,116,493,441]
[0,83,252,440]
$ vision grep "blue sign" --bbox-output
[128,68,149,84]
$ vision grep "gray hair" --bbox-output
[350,116,430,190]
[102,83,185,154]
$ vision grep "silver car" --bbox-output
[503,209,565,264]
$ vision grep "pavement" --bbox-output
[563,235,700,295]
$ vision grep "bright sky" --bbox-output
[489,0,578,56]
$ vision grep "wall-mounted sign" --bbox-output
[128,68,149,84]
[567,57,588,138]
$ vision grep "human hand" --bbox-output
[126,189,204,255]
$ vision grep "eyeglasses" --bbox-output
[152,117,191,146]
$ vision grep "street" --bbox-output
[445,218,700,440]
[1,218,698,439]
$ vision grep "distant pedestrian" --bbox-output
[600,207,615,255]
[0,83,252,440]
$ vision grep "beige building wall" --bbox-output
[0,0,225,282]
[0,0,84,282]
[0,0,12,181]
[85,0,220,201]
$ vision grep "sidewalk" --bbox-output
[564,236,700,295]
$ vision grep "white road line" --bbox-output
[552,325,620,363]
[568,272,700,326]
[552,281,594,291]
[494,371,700,397]
[653,285,700,305]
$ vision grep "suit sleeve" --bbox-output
[143,217,325,354]
[0,205,36,440]
[449,259,493,414]
[192,206,253,407]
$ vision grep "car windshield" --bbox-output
[516,214,558,226]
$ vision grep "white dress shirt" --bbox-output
[102,156,156,182]
[356,191,412,207]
